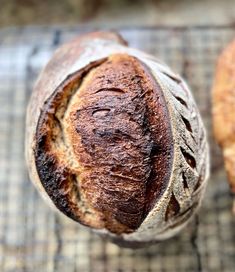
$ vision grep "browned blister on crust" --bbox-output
[213,40,235,197]
[26,31,209,245]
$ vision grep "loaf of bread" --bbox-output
[25,31,209,247]
[213,39,235,213]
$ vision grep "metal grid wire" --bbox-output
[0,26,235,272]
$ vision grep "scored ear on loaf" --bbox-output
[25,31,209,246]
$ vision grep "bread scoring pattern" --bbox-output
[26,32,209,244]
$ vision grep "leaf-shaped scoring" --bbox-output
[126,55,209,241]
[155,67,208,221]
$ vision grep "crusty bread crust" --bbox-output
[34,54,173,234]
[26,31,209,245]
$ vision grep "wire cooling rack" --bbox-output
[0,26,235,272]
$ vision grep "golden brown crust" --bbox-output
[35,54,173,234]
[35,60,107,228]
[213,39,235,195]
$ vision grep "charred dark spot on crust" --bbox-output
[165,193,180,221]
[181,115,193,133]
[174,95,188,108]
[92,108,111,118]
[162,71,182,84]
[167,202,198,230]
[182,171,189,190]
[194,176,203,192]
[35,59,108,227]
[94,87,125,95]
[35,134,78,221]
[35,146,77,220]
[34,54,174,234]
[180,147,196,169]
[182,136,194,154]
